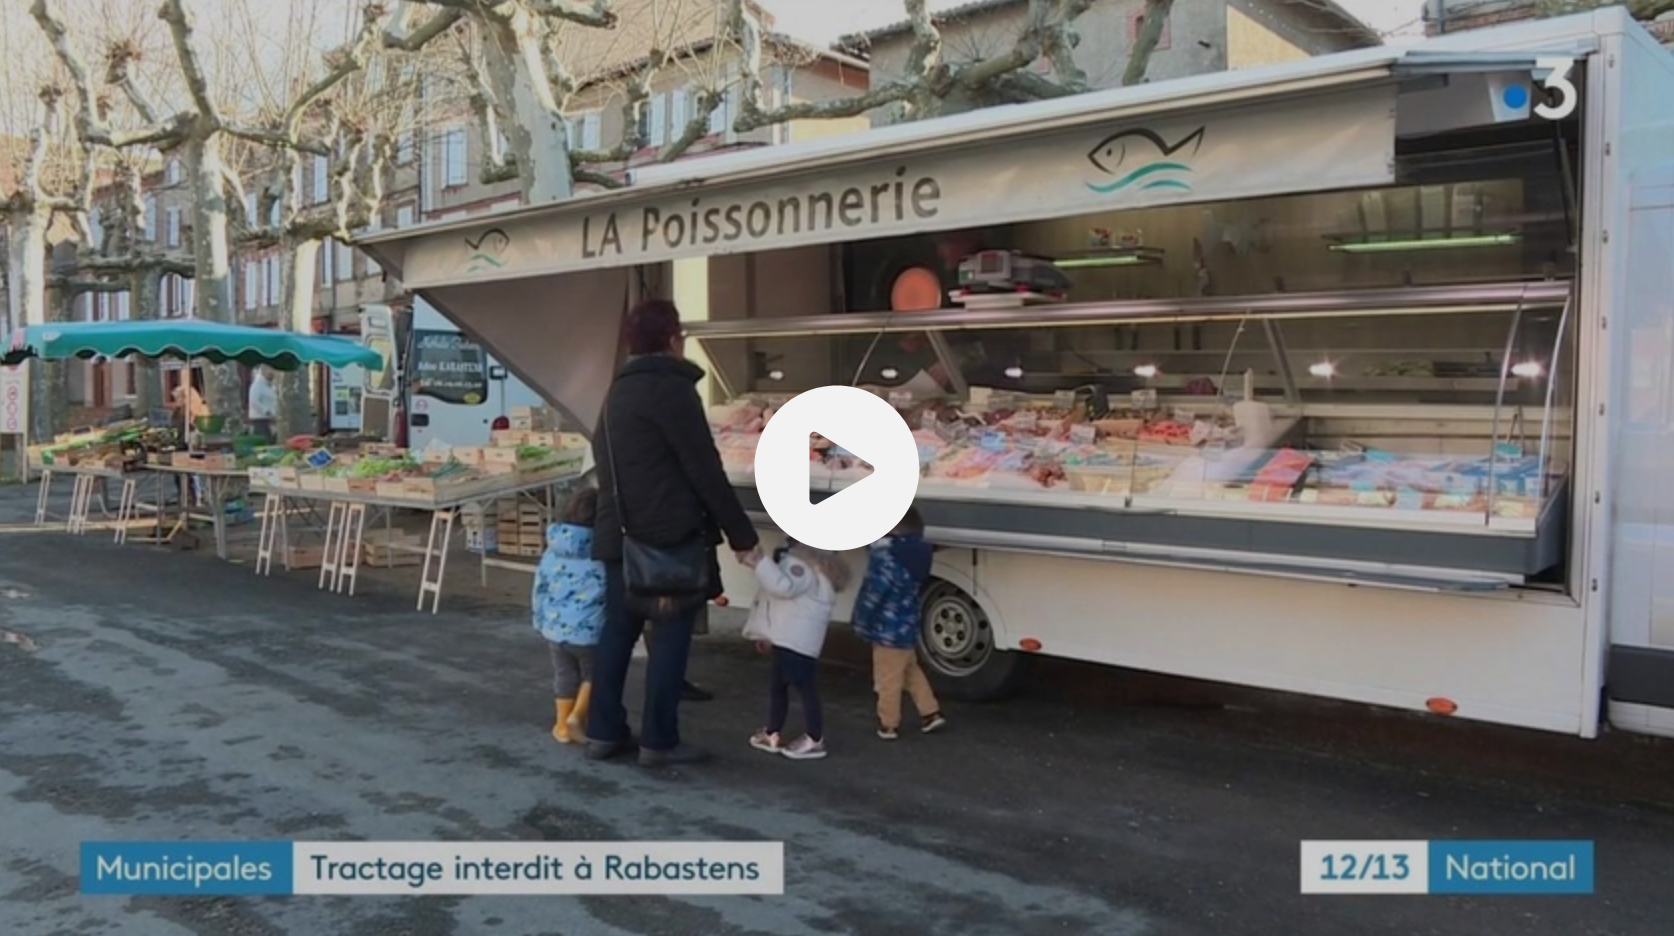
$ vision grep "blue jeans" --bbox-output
[584,560,696,752]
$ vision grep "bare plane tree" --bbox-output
[34,0,392,420]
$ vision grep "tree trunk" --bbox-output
[8,205,58,441]
[479,10,575,204]
[276,239,321,440]
[185,132,242,418]
[130,266,164,417]
[45,287,70,434]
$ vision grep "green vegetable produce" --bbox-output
[516,445,554,460]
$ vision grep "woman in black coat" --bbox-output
[584,299,761,766]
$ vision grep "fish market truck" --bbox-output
[362,8,1674,740]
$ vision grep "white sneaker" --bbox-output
[749,730,782,753]
[780,735,827,760]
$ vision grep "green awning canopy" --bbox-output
[3,320,383,371]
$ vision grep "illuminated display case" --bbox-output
[691,281,1575,587]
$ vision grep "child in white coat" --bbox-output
[742,540,852,760]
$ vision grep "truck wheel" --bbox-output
[917,580,1028,702]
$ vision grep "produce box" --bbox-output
[375,480,412,499]
[359,443,403,458]
[346,477,378,495]
[172,451,239,471]
[449,446,485,466]
[248,467,287,488]
[321,477,352,493]
[491,429,530,446]
[509,405,555,431]
[362,529,423,566]
[285,546,326,569]
[298,472,327,492]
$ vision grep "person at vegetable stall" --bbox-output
[585,299,762,767]
[247,366,277,442]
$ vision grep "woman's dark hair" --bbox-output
[623,299,682,356]
[895,504,925,534]
[563,487,599,526]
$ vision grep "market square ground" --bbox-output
[2,482,1673,936]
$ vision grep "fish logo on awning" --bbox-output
[1085,126,1205,194]
[465,228,511,272]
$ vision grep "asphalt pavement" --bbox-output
[2,481,1673,936]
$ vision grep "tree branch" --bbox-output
[30,0,184,149]
[1122,0,1175,87]
[383,4,464,51]
[657,87,724,164]
[529,0,617,28]
[158,0,223,127]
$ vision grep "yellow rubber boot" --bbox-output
[554,698,576,743]
[567,682,592,739]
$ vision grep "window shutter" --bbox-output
[268,256,281,305]
[396,205,415,228]
[337,241,353,279]
[118,292,130,321]
[648,92,667,146]
[313,156,330,203]
[398,131,414,164]
[708,88,728,135]
[245,192,257,224]
[143,197,156,241]
[166,208,181,247]
[445,131,468,185]
[244,261,258,310]
[582,112,601,150]
[269,196,282,227]
[670,88,689,138]
[322,240,335,286]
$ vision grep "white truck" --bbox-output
[363,8,1674,741]
[405,297,544,450]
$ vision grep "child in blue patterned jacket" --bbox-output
[851,505,946,740]
[532,487,604,745]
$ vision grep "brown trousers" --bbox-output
[872,646,939,729]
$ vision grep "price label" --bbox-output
[1011,410,1037,430]
[1131,389,1158,411]
[1069,424,1096,445]
[1053,390,1077,409]
[889,390,914,407]
[979,430,1006,452]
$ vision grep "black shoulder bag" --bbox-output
[603,391,712,619]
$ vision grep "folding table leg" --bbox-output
[68,475,93,534]
[34,470,53,526]
[336,503,368,595]
[255,492,282,575]
[114,478,138,544]
[417,509,455,614]
[319,501,345,590]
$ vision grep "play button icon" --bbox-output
[754,385,922,552]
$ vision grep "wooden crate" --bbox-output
[285,546,326,569]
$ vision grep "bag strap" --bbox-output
[602,385,629,538]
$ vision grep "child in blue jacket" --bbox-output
[532,487,605,744]
[851,505,946,739]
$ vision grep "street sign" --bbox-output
[0,363,28,437]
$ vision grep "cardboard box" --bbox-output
[508,405,555,431]
[172,451,238,471]
[285,546,326,569]
[375,480,412,499]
